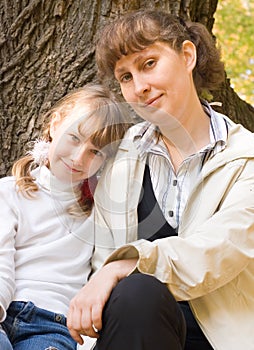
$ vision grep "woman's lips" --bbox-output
[144,94,163,107]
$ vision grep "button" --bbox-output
[169,210,174,217]
[55,314,62,322]
[173,179,177,186]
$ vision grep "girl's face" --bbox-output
[48,106,106,184]
[114,41,197,128]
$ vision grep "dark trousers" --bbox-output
[94,274,213,350]
[179,302,213,350]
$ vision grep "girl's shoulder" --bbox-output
[0,175,17,196]
[0,176,17,203]
[0,175,16,187]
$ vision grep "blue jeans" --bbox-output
[1,301,77,350]
[0,325,12,350]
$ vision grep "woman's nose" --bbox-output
[133,75,150,96]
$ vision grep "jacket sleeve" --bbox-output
[90,206,116,274]
[105,158,254,301]
[0,180,17,321]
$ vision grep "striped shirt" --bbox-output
[133,101,229,229]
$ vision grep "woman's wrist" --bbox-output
[104,258,138,282]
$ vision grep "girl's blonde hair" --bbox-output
[96,9,225,97]
[12,84,132,216]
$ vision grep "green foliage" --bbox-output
[214,0,254,105]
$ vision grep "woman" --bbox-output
[68,10,254,350]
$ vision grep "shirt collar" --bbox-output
[133,122,159,157]
[133,101,228,157]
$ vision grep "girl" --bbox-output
[0,84,131,350]
[67,9,254,350]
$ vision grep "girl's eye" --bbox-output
[70,134,80,143]
[91,149,104,157]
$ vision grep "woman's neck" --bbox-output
[160,102,210,171]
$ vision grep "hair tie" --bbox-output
[177,16,189,32]
[28,139,50,166]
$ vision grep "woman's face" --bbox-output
[114,41,196,128]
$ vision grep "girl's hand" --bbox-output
[67,259,137,344]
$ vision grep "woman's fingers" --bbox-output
[91,303,103,332]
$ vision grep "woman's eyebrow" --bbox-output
[115,52,150,75]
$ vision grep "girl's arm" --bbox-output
[0,179,17,321]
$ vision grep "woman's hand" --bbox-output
[67,258,137,344]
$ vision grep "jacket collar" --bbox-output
[120,110,254,170]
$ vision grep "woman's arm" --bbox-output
[105,159,254,300]
[67,258,137,344]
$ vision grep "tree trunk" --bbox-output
[1,0,253,177]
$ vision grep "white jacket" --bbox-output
[92,115,254,350]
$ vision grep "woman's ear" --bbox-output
[49,112,62,138]
[182,40,197,72]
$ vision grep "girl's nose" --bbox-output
[72,146,87,167]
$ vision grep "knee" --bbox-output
[107,273,175,316]
[102,273,185,342]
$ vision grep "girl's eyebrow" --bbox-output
[77,124,89,138]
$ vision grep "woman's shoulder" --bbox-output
[227,118,254,145]
[213,110,254,146]
[216,112,254,161]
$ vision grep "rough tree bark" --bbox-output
[1,0,253,177]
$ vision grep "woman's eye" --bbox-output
[145,59,155,69]
[120,73,132,83]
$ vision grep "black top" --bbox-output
[137,164,177,241]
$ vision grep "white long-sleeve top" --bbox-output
[0,165,94,322]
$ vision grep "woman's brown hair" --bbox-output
[96,9,225,96]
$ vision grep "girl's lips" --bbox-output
[62,159,81,173]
